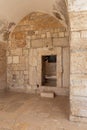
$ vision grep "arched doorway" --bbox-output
[7,12,70,96]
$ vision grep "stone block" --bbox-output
[24,71,28,75]
[70,38,87,49]
[26,38,31,48]
[11,48,22,56]
[7,56,12,64]
[71,51,87,73]
[44,38,52,47]
[53,37,69,47]
[23,49,29,56]
[68,0,87,12]
[19,56,26,64]
[35,31,39,35]
[71,31,81,39]
[6,51,10,56]
[29,49,37,66]
[59,32,64,37]
[41,34,46,38]
[52,33,58,38]
[25,57,29,70]
[47,32,51,38]
[31,39,43,48]
[29,66,37,86]
[69,11,87,31]
[81,31,87,38]
[63,47,70,88]
[18,64,25,70]
[13,56,19,64]
[70,74,87,97]
[70,96,87,118]
[40,92,55,98]
[15,32,25,40]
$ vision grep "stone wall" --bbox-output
[68,0,87,122]
[7,12,69,95]
[0,42,6,90]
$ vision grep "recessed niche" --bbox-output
[41,55,57,87]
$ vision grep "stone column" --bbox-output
[68,0,87,122]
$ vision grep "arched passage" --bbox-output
[7,12,70,96]
[0,0,87,124]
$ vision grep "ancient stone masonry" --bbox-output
[0,18,15,42]
[68,0,87,122]
[0,42,6,90]
[1,0,87,123]
[7,12,69,95]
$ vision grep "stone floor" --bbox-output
[0,91,87,130]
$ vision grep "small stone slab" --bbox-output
[40,92,55,98]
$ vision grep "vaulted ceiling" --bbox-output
[0,0,86,42]
[0,0,69,41]
[0,0,87,24]
[0,0,69,23]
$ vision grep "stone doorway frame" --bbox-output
[37,47,62,93]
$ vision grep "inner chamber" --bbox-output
[42,55,57,87]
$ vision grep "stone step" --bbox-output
[40,91,55,98]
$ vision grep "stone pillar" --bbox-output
[68,0,87,122]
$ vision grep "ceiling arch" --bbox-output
[0,0,69,42]
[0,0,68,24]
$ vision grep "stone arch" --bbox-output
[6,1,72,120]
[10,11,69,48]
[1,0,87,122]
[53,0,70,28]
[7,11,70,96]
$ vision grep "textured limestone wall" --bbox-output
[68,0,87,122]
[7,12,69,95]
[0,42,6,90]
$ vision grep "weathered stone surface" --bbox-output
[11,48,22,56]
[7,12,69,100]
[31,39,43,48]
[2,0,87,123]
[63,47,70,88]
[70,96,87,118]
[26,38,31,48]
[70,74,87,97]
[68,0,87,121]
[40,92,55,98]
[71,51,87,74]
[7,56,12,64]
[70,37,87,49]
[44,38,52,48]
[81,31,87,38]
[29,49,37,67]
[0,42,6,90]
[53,37,69,47]
[29,66,37,86]
[15,32,25,40]
[69,11,87,31]
[68,0,87,12]
[23,49,29,56]
[71,32,80,39]
[13,56,19,64]
[59,32,65,37]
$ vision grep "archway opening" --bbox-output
[8,10,70,120]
